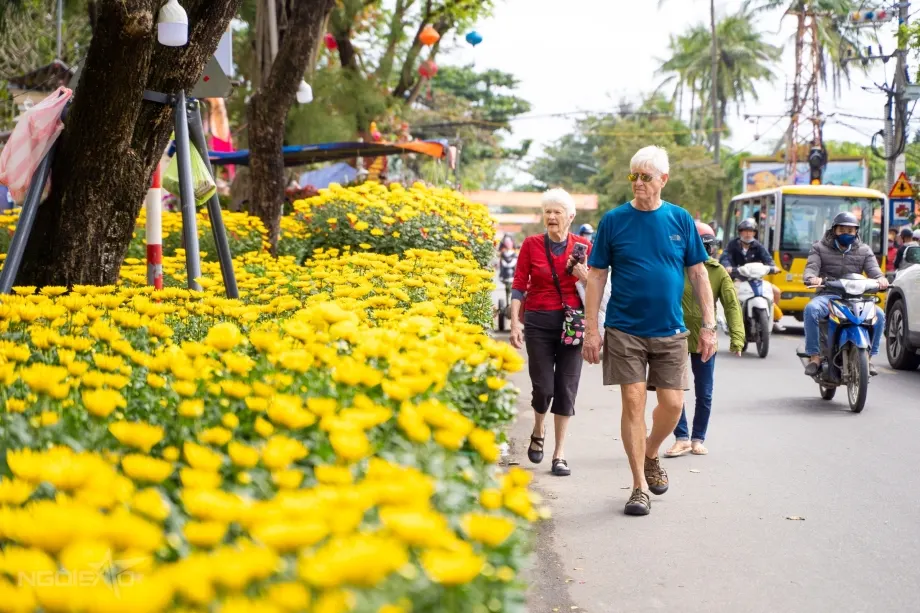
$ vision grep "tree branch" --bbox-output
[391,0,478,98]
[374,0,413,84]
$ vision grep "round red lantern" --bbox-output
[419,24,440,46]
[418,59,438,79]
[324,33,338,51]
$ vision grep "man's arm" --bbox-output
[584,267,609,336]
[719,240,734,268]
[687,263,715,326]
[863,246,884,279]
[688,262,717,361]
[756,242,777,269]
[803,244,822,285]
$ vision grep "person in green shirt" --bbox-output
[664,221,745,457]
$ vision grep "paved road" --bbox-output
[504,322,920,613]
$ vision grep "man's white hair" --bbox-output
[630,146,670,175]
[542,188,576,217]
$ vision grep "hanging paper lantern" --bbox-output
[419,24,440,46]
[418,60,438,79]
[465,31,483,47]
[324,33,338,51]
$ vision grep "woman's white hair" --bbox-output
[630,146,670,175]
[542,188,576,217]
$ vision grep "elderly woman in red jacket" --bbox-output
[509,188,591,477]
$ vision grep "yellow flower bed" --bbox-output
[282,182,497,266]
[128,209,269,262]
[0,240,537,611]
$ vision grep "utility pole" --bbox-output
[710,0,722,222]
[56,0,63,59]
[887,1,910,190]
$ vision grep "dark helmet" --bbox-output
[900,226,914,239]
[832,212,860,229]
[578,223,595,236]
[737,218,757,233]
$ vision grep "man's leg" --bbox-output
[620,382,649,491]
[603,328,652,515]
[868,306,885,376]
[645,332,691,495]
[772,285,785,331]
[804,295,831,374]
[647,388,685,460]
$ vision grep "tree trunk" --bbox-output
[248,0,334,252]
[17,0,241,287]
[335,31,358,70]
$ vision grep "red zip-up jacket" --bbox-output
[512,233,591,312]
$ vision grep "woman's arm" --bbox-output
[509,240,531,349]
[511,239,531,299]
[719,271,746,353]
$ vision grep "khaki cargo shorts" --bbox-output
[603,327,689,390]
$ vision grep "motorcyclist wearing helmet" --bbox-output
[802,212,889,376]
[719,218,785,331]
[577,223,595,243]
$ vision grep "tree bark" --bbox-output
[247,0,334,252]
[17,0,241,287]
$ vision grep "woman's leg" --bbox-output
[550,344,584,461]
[665,355,692,457]
[524,325,556,451]
[690,352,716,449]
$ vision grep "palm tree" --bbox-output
[659,10,783,145]
[744,0,863,95]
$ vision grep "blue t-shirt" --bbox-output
[587,201,708,337]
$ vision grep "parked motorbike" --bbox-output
[796,275,881,413]
[496,249,517,331]
[734,262,774,358]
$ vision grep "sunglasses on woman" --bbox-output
[627,172,658,183]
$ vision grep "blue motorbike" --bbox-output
[797,274,882,413]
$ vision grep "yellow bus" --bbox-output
[725,185,889,322]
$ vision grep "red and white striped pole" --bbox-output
[146,163,163,290]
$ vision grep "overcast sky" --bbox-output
[440,0,908,182]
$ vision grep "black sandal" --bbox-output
[527,434,544,464]
[551,458,571,476]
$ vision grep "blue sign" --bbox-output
[890,197,915,226]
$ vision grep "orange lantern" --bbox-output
[419,24,440,46]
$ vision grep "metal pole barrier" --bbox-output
[174,90,202,292]
[146,162,163,289]
[0,143,57,294]
[186,99,239,299]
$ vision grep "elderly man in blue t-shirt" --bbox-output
[583,145,716,517]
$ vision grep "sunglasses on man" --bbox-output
[627,172,659,183]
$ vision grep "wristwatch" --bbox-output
[701,323,717,333]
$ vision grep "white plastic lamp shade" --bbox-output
[157,0,189,47]
[296,80,313,104]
